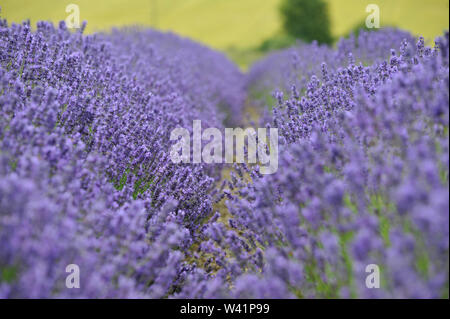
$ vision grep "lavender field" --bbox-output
[0,16,448,298]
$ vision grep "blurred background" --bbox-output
[1,0,449,69]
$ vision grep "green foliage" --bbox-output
[224,47,264,71]
[1,266,18,283]
[280,0,333,45]
[257,33,296,52]
[338,230,357,297]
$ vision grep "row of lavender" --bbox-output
[0,18,448,298]
[192,31,448,298]
[246,29,416,112]
[0,20,245,297]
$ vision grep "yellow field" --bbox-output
[1,0,448,50]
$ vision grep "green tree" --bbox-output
[280,0,333,45]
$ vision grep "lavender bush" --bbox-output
[246,29,416,110]
[205,32,449,298]
[0,19,245,298]
[0,14,448,299]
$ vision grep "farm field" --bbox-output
[0,0,449,301]
[1,0,449,50]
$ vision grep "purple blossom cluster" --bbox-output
[205,32,448,298]
[0,19,245,297]
[246,29,416,110]
[0,14,448,299]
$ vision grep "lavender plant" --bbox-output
[0,19,245,297]
[0,14,448,299]
[211,32,449,299]
[246,29,416,111]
